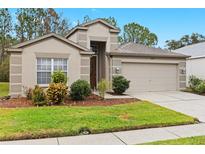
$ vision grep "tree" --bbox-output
[120,22,158,46]
[102,16,118,28]
[165,33,205,50]
[0,8,12,60]
[0,56,9,82]
[165,40,182,50]
[44,8,70,36]
[15,8,70,42]
[83,15,92,23]
[15,8,35,42]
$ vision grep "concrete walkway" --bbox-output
[1,123,205,145]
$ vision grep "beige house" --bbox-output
[8,19,188,97]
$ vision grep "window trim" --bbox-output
[36,57,68,87]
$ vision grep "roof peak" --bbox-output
[65,18,120,38]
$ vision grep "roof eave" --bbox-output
[65,27,88,38]
[110,29,120,33]
[80,51,95,55]
[6,48,23,53]
[11,33,90,52]
[107,52,189,59]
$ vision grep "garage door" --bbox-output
[122,63,178,92]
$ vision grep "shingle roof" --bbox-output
[109,42,189,58]
[175,42,205,58]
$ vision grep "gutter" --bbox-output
[188,55,205,60]
[6,48,23,53]
[107,52,190,59]
[80,51,95,55]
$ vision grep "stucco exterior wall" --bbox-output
[68,32,78,42]
[67,22,119,82]
[86,23,119,52]
[21,37,82,91]
[86,23,119,82]
[111,56,187,90]
[80,55,90,82]
[9,53,22,97]
[186,58,205,86]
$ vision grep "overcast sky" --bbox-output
[9,8,205,48]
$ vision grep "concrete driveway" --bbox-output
[129,91,205,122]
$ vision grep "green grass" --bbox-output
[0,82,9,97]
[0,101,197,141]
[143,136,205,145]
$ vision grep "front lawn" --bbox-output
[0,101,197,141]
[0,82,9,97]
[143,136,205,145]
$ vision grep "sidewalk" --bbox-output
[1,123,205,145]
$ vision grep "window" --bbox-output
[37,58,68,85]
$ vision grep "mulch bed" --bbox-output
[64,94,138,107]
[0,94,138,108]
[0,97,33,108]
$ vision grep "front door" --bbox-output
[90,56,97,89]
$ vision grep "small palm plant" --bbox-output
[97,79,109,100]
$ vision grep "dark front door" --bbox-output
[90,56,97,89]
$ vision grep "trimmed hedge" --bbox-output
[70,80,91,100]
[112,75,130,95]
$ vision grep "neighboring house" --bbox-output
[7,19,188,97]
[175,42,205,86]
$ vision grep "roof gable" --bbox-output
[65,19,120,38]
[81,19,119,30]
[11,33,90,52]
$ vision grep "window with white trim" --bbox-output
[37,58,68,85]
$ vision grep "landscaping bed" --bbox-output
[0,97,33,108]
[0,101,198,141]
[64,94,137,106]
[143,135,205,145]
[182,87,205,96]
[0,94,137,108]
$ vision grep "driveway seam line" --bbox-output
[162,93,202,102]
[56,138,60,145]
[163,128,181,138]
[111,133,127,145]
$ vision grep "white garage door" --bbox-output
[122,63,178,92]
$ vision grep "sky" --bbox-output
[10,8,205,48]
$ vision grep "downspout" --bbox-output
[107,53,113,91]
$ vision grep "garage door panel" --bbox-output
[122,63,177,92]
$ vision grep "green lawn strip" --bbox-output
[142,136,205,145]
[0,101,197,141]
[0,82,9,97]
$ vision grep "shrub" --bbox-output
[23,87,33,100]
[51,70,67,84]
[189,75,202,89]
[194,81,205,94]
[0,57,9,82]
[97,79,108,99]
[32,85,46,106]
[46,83,68,105]
[112,75,130,95]
[70,80,91,100]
